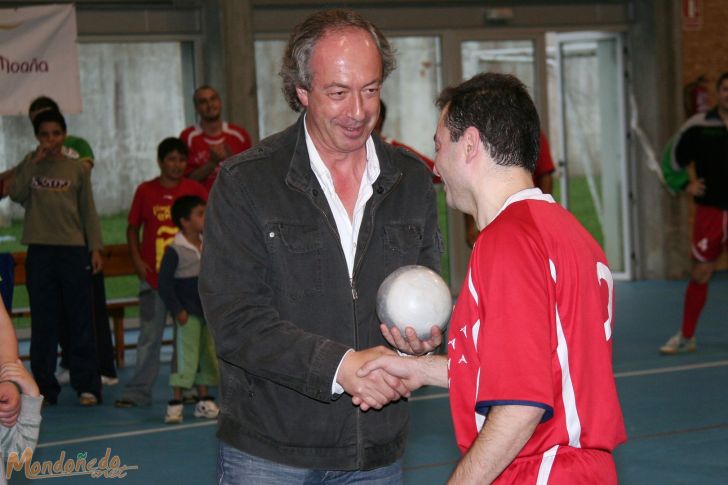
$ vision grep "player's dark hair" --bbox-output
[436,73,540,173]
[279,9,396,112]
[171,195,206,229]
[32,109,66,135]
[717,72,728,91]
[157,137,188,161]
[28,96,60,120]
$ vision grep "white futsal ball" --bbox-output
[376,265,452,340]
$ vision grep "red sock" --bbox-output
[681,280,708,338]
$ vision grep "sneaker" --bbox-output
[114,398,137,408]
[659,332,697,355]
[193,397,220,419]
[182,388,199,404]
[56,367,70,386]
[165,400,184,424]
[79,392,98,406]
[101,375,119,386]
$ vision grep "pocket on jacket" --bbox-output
[266,222,323,301]
[383,222,424,269]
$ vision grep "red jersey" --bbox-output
[127,177,208,288]
[448,189,626,483]
[180,122,252,191]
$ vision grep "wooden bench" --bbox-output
[10,244,163,368]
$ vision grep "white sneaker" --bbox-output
[194,398,220,419]
[101,375,119,386]
[165,401,184,424]
[56,367,70,385]
[659,332,697,355]
[79,392,98,406]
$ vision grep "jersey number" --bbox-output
[596,262,614,341]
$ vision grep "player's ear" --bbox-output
[463,127,480,161]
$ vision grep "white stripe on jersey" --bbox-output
[536,445,559,485]
[555,304,582,447]
[468,268,478,306]
[184,126,204,145]
[222,122,247,144]
[474,367,485,432]
[472,319,480,352]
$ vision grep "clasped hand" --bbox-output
[341,325,443,411]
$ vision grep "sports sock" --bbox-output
[681,280,708,339]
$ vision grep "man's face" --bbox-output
[718,79,728,113]
[158,150,187,182]
[36,121,66,157]
[433,110,469,212]
[296,28,382,156]
[195,88,222,122]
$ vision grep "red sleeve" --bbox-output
[127,184,146,227]
[534,132,556,178]
[229,124,252,152]
[473,218,555,420]
[179,126,193,145]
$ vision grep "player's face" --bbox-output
[433,111,469,212]
[195,88,222,122]
[183,204,206,233]
[158,150,187,182]
[296,28,382,158]
[36,121,65,157]
[718,79,728,114]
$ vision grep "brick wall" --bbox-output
[682,0,728,107]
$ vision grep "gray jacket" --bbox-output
[200,116,441,470]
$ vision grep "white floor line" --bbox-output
[37,359,728,449]
[614,359,728,378]
[37,420,216,448]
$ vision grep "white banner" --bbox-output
[0,4,81,115]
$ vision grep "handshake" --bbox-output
[337,324,444,411]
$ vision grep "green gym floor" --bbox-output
[9,273,728,484]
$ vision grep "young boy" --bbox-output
[0,359,43,465]
[0,298,42,485]
[115,139,208,408]
[8,110,102,407]
[158,196,219,424]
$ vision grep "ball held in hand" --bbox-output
[376,265,452,340]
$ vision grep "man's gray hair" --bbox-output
[279,9,396,112]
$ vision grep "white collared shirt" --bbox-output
[304,117,381,396]
[304,118,381,277]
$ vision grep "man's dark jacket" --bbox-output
[200,115,442,470]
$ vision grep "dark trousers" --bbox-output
[26,245,101,403]
[59,271,117,378]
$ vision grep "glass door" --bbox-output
[549,32,631,278]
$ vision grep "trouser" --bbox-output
[169,314,218,389]
[119,281,167,406]
[26,245,101,403]
[60,271,117,378]
[216,441,404,485]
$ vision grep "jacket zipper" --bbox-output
[295,174,400,469]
